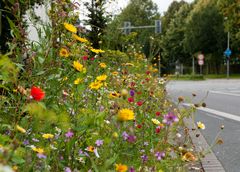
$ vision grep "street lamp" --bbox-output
[224,31,231,79]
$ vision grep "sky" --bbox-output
[77,0,194,19]
[106,0,194,15]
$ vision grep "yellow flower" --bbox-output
[112,132,119,138]
[122,63,134,66]
[32,147,44,154]
[86,146,95,152]
[109,92,120,98]
[59,48,69,58]
[72,34,89,43]
[197,121,205,130]
[120,89,128,97]
[89,81,103,90]
[117,109,134,121]
[13,166,18,171]
[99,63,106,68]
[96,75,107,82]
[42,133,54,139]
[115,163,128,172]
[151,118,160,125]
[182,152,197,162]
[73,61,86,73]
[16,125,26,133]
[112,71,119,76]
[63,22,77,33]
[62,76,68,81]
[90,48,105,54]
[74,78,83,85]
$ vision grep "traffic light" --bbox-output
[124,22,131,35]
[155,20,161,34]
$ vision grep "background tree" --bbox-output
[183,0,226,74]
[84,0,107,49]
[160,2,192,73]
[103,0,160,56]
[217,0,240,62]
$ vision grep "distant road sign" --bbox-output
[198,54,204,60]
[224,48,232,57]
[198,59,204,65]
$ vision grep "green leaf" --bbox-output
[0,134,10,144]
[38,56,45,64]
[6,17,21,39]
[35,71,46,76]
[104,154,118,169]
[12,156,25,165]
[0,55,19,83]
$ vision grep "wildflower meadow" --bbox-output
[0,1,222,172]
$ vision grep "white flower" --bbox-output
[0,164,14,172]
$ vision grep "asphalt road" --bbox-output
[166,79,240,172]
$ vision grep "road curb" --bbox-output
[184,117,225,172]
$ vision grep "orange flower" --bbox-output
[31,86,45,101]
[115,163,128,172]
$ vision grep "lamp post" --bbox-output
[227,32,230,79]
[224,32,231,79]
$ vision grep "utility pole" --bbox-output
[227,31,230,79]
[224,32,231,79]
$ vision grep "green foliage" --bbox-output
[160,2,192,66]
[0,0,213,171]
[84,0,107,49]
[104,0,160,55]
[0,54,19,83]
[217,0,240,53]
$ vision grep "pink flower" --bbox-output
[65,130,74,138]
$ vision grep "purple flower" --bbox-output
[141,154,148,163]
[122,131,129,140]
[155,151,165,161]
[37,153,47,159]
[79,149,84,155]
[162,112,179,125]
[129,167,135,172]
[127,135,137,143]
[65,130,74,138]
[23,140,29,145]
[32,138,39,142]
[130,90,135,97]
[95,139,103,147]
[64,167,71,172]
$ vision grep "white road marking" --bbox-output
[209,90,240,97]
[183,103,240,122]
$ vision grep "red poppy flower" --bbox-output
[31,86,45,101]
[145,78,150,82]
[82,55,88,60]
[136,101,143,106]
[128,97,134,103]
[155,127,161,134]
[137,124,142,129]
[156,112,161,116]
